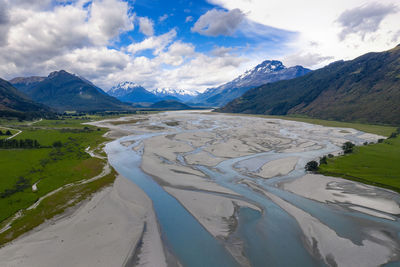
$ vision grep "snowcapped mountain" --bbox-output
[192,60,311,107]
[107,82,160,103]
[151,88,198,102]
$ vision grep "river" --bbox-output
[104,111,400,266]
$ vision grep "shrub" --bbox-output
[305,161,319,172]
[5,130,12,136]
[378,139,384,143]
[319,156,328,165]
[388,132,398,139]
[328,154,334,158]
[52,141,63,148]
[342,141,355,154]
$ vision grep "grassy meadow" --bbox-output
[0,114,120,245]
[318,135,400,193]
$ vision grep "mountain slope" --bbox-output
[0,78,52,118]
[108,82,161,103]
[218,45,400,125]
[150,100,192,110]
[11,70,129,112]
[193,60,311,106]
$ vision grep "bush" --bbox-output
[52,141,63,148]
[305,161,319,172]
[342,141,355,154]
[319,156,328,165]
[5,130,11,136]
[378,139,384,143]
[388,132,398,139]
[328,154,334,158]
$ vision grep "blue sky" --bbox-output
[0,0,399,91]
[112,0,295,59]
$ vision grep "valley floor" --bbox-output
[0,110,399,266]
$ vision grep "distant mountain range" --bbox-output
[150,100,192,110]
[192,60,311,107]
[151,88,198,102]
[10,70,129,112]
[107,82,161,103]
[0,77,52,119]
[107,82,198,103]
[218,44,400,125]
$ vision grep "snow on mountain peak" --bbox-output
[110,81,142,92]
[152,88,198,96]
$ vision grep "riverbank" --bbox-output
[95,111,400,266]
[318,133,400,194]
[1,110,399,266]
[0,174,166,267]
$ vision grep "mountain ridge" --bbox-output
[218,44,400,125]
[10,70,129,112]
[192,60,311,106]
[0,77,53,119]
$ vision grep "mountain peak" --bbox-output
[109,81,144,94]
[152,88,199,96]
[48,70,73,79]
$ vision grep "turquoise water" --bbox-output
[104,115,400,266]
[105,138,240,267]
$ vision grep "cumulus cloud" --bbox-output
[127,29,177,55]
[208,0,400,64]
[89,0,134,44]
[337,2,398,41]
[138,16,154,36]
[157,41,195,66]
[283,52,334,68]
[0,0,10,46]
[0,0,134,78]
[191,8,245,36]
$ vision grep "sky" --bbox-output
[0,0,399,92]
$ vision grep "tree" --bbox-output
[388,132,398,139]
[342,141,355,154]
[0,130,3,135]
[305,161,319,172]
[5,130,12,136]
[319,156,327,165]
[52,141,63,148]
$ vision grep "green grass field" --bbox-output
[318,136,400,193]
[0,116,111,224]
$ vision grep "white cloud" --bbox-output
[336,3,398,41]
[0,0,10,46]
[0,0,134,78]
[159,14,168,22]
[157,41,196,66]
[89,0,134,44]
[207,0,400,68]
[283,52,334,69]
[191,8,245,36]
[138,16,154,36]
[185,16,194,23]
[127,29,177,55]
